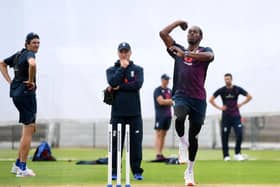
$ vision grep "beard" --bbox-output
[188,40,199,45]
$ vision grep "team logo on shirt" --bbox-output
[184,57,193,66]
[130,71,135,77]
[162,89,171,99]
[225,93,235,99]
[183,48,202,66]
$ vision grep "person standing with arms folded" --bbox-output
[106,42,144,180]
[153,74,173,161]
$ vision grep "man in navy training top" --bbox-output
[106,42,144,180]
[209,73,252,161]
[0,33,39,177]
[153,74,173,161]
[159,20,214,186]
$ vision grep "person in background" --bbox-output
[0,33,40,177]
[209,73,252,161]
[153,74,173,161]
[106,42,144,180]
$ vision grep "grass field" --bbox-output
[0,148,280,186]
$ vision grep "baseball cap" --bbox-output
[118,42,131,52]
[161,74,170,80]
[25,32,40,42]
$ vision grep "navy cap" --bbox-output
[161,74,170,80]
[25,32,39,42]
[118,42,131,52]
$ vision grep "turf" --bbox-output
[0,148,279,185]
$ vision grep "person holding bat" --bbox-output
[159,20,214,186]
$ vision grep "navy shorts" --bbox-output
[12,95,37,125]
[154,117,172,130]
[222,115,242,125]
[173,95,207,124]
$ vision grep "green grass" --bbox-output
[0,148,280,185]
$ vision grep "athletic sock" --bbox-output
[15,158,20,167]
[20,162,26,171]
[179,136,188,147]
[187,161,194,173]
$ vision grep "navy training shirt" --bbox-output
[4,48,36,97]
[106,60,144,117]
[153,86,172,119]
[167,42,214,100]
[213,85,248,118]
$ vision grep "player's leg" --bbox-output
[174,104,188,142]
[12,95,36,177]
[19,124,35,162]
[184,99,206,186]
[154,119,163,159]
[155,130,167,159]
[158,130,167,156]
[188,121,202,163]
[232,122,246,161]
[221,121,231,160]
[11,97,23,174]
[154,129,160,155]
[174,105,189,163]
[129,117,144,180]
[159,130,167,153]
[154,117,171,160]
[182,121,202,186]
[11,142,21,174]
[234,123,243,154]
[16,123,36,177]
[20,125,35,162]
[174,97,190,164]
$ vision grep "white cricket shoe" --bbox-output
[224,156,231,161]
[234,154,247,161]
[184,169,196,186]
[11,163,19,174]
[178,142,188,164]
[16,168,36,177]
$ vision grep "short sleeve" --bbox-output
[213,88,222,98]
[3,53,16,67]
[203,47,213,53]
[202,47,214,62]
[167,41,185,59]
[154,88,162,99]
[26,51,35,61]
[237,86,248,96]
